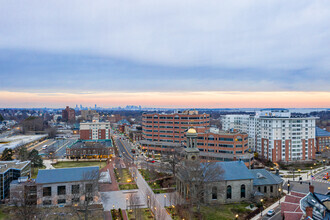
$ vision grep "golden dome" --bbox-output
[187,128,197,134]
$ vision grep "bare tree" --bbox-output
[70,169,100,220]
[127,192,142,219]
[177,159,224,214]
[11,182,39,220]
[160,147,184,177]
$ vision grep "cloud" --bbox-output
[0,0,329,93]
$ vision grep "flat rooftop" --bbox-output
[0,160,30,174]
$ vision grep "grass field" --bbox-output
[114,168,138,190]
[52,161,107,169]
[127,208,154,220]
[199,203,251,220]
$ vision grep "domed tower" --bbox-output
[185,128,200,161]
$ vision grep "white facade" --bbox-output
[221,115,256,150]
[80,120,111,140]
[221,109,317,162]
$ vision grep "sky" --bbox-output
[0,0,330,108]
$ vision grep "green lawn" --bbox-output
[0,209,9,220]
[52,161,107,169]
[114,168,138,190]
[127,208,154,220]
[199,203,251,220]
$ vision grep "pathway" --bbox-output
[43,160,55,169]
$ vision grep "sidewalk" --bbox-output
[43,160,55,169]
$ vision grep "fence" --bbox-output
[130,167,172,220]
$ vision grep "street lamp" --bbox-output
[260,199,264,216]
[164,194,167,207]
[235,214,239,220]
[287,183,290,194]
[278,188,282,204]
[126,197,128,210]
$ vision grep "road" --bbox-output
[37,138,77,158]
[261,205,281,220]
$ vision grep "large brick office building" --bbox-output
[141,110,252,164]
[142,110,210,144]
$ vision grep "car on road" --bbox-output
[266,209,275,217]
[148,159,155,163]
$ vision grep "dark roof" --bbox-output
[250,169,283,186]
[216,161,254,181]
[316,127,330,137]
[36,166,99,184]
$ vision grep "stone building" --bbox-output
[10,166,100,207]
[176,128,283,205]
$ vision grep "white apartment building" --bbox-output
[221,109,317,162]
[221,114,257,150]
[80,119,111,140]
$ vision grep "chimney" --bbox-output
[309,185,314,194]
[306,206,313,218]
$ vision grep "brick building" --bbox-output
[62,106,76,122]
[66,140,113,159]
[80,119,111,140]
[222,109,317,162]
[142,110,210,143]
[315,127,330,152]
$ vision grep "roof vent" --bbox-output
[257,173,265,179]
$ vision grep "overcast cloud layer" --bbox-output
[0,0,330,93]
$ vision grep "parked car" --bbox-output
[267,209,275,216]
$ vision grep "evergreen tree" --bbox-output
[1,148,13,161]
[28,149,43,167]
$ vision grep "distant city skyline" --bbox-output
[0,1,329,107]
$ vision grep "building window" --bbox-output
[72,198,80,203]
[57,186,66,195]
[241,185,246,198]
[43,200,52,205]
[212,186,217,200]
[258,187,261,192]
[86,184,93,193]
[264,186,267,193]
[227,185,232,199]
[270,186,273,193]
[43,187,51,197]
[72,184,80,194]
[58,199,66,204]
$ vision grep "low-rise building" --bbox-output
[10,166,100,207]
[315,127,330,152]
[0,160,31,200]
[66,140,113,159]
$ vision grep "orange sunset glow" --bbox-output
[1,91,329,108]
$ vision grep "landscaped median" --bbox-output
[114,168,138,190]
[139,169,175,194]
[127,208,154,220]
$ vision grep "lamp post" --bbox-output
[278,188,282,204]
[323,160,326,168]
[164,194,167,207]
[235,214,239,220]
[126,197,128,210]
[287,183,290,194]
[260,199,264,217]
